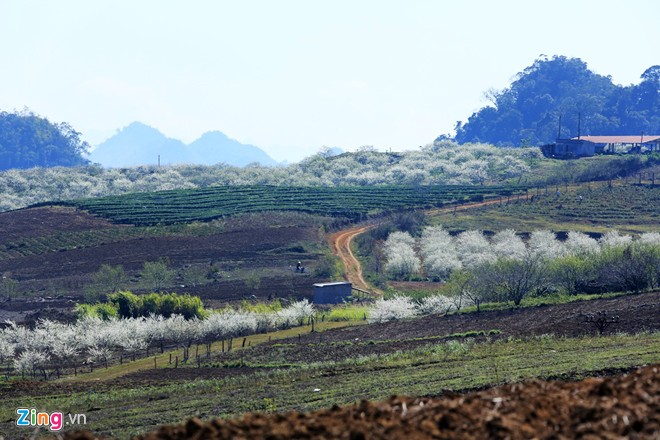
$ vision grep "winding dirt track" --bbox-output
[328,225,376,292]
[328,194,529,293]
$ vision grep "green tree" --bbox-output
[443,269,472,311]
[0,109,90,170]
[83,264,128,303]
[94,264,128,293]
[454,56,660,146]
[244,271,261,292]
[549,255,594,295]
[141,259,175,292]
[477,253,547,306]
[0,277,20,299]
[182,265,208,287]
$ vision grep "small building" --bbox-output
[573,135,660,154]
[540,138,596,158]
[313,281,352,304]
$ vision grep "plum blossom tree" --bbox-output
[639,232,660,246]
[384,231,420,280]
[564,231,600,256]
[420,226,461,279]
[528,230,565,260]
[416,294,455,315]
[14,350,49,379]
[368,295,416,323]
[276,299,315,328]
[455,230,496,268]
[491,229,526,260]
[599,230,633,248]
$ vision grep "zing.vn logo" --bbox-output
[16,408,87,431]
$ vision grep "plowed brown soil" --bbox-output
[0,208,328,316]
[62,363,660,440]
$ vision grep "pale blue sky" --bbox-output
[0,0,656,161]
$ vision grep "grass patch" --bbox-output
[323,305,370,322]
[454,291,631,315]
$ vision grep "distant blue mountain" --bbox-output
[89,122,278,167]
[188,131,278,167]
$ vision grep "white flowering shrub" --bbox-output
[564,231,600,256]
[416,295,455,315]
[599,230,633,248]
[368,295,417,323]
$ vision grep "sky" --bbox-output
[1,0,657,162]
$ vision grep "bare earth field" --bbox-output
[0,207,331,321]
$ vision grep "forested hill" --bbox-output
[0,110,90,171]
[453,56,660,147]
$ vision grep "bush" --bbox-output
[314,254,342,279]
[108,291,143,318]
[85,291,207,320]
[549,255,595,295]
[368,295,416,323]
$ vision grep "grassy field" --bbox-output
[2,331,657,439]
[427,182,660,234]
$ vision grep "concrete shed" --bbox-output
[313,282,352,304]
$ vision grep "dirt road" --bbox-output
[328,194,529,294]
[328,224,377,293]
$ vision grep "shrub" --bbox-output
[415,295,455,315]
[368,295,416,323]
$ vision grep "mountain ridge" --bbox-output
[89,122,279,167]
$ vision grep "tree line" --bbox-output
[0,300,316,380]
[383,227,660,309]
[454,56,660,146]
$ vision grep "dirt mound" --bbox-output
[63,364,659,439]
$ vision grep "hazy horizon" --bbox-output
[1,0,657,162]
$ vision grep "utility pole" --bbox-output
[557,114,562,140]
[577,112,581,140]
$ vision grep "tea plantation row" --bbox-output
[59,185,527,226]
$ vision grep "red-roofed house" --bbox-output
[571,135,660,154]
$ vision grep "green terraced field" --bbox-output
[58,184,527,226]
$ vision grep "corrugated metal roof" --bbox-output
[571,135,660,144]
[313,282,352,287]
